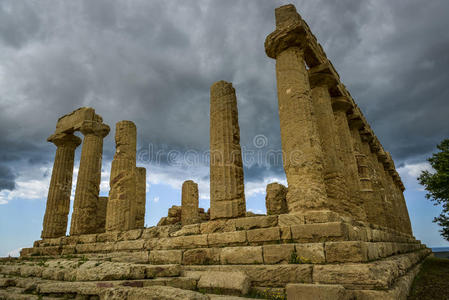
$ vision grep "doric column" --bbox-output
[70,121,110,235]
[41,133,81,238]
[309,71,352,217]
[135,167,147,229]
[331,97,367,221]
[210,81,246,219]
[106,121,138,231]
[181,180,199,226]
[96,196,108,234]
[265,6,328,213]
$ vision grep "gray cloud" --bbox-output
[0,0,448,192]
[0,164,16,191]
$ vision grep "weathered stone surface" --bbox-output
[100,286,208,300]
[97,196,108,233]
[170,224,201,237]
[75,261,146,281]
[197,271,250,295]
[278,214,304,227]
[263,244,295,264]
[135,167,147,229]
[286,283,349,300]
[145,264,181,278]
[208,231,247,247]
[295,243,326,263]
[247,227,280,244]
[183,248,221,265]
[325,242,369,263]
[291,222,347,242]
[181,180,199,226]
[210,81,246,219]
[200,219,236,234]
[149,250,182,264]
[235,216,278,230]
[265,183,288,215]
[220,246,263,264]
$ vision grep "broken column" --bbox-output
[265,183,288,215]
[181,180,199,226]
[70,121,110,235]
[308,67,352,217]
[106,121,138,232]
[135,167,147,229]
[41,133,81,238]
[331,96,366,221]
[209,81,246,219]
[265,5,328,213]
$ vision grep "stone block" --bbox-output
[118,229,143,241]
[145,264,181,278]
[75,261,146,281]
[183,248,221,265]
[208,231,247,247]
[20,265,43,278]
[286,283,349,300]
[61,245,76,255]
[240,265,313,287]
[109,251,149,264]
[97,231,119,243]
[142,225,181,239]
[278,214,305,226]
[61,236,79,245]
[235,216,278,230]
[291,222,347,242]
[280,226,292,240]
[220,246,263,264]
[149,250,182,264]
[263,244,294,264]
[39,246,61,256]
[197,271,250,295]
[161,234,209,249]
[200,220,236,234]
[265,183,288,215]
[304,210,342,224]
[77,234,98,244]
[170,224,201,237]
[247,227,280,244]
[295,243,325,263]
[325,242,369,263]
[115,240,145,251]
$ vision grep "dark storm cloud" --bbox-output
[0,164,16,191]
[0,0,448,193]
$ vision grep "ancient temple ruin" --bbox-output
[1,4,429,300]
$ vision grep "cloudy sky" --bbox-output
[0,0,448,256]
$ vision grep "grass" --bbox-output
[408,257,449,300]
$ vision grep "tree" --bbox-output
[418,139,449,241]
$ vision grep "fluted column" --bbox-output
[41,133,81,238]
[70,121,110,235]
[210,81,246,219]
[106,121,138,231]
[331,97,366,221]
[135,167,147,229]
[181,180,199,226]
[265,6,328,213]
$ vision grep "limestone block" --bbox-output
[286,283,349,300]
[20,265,43,278]
[239,265,313,287]
[325,242,369,263]
[61,245,76,255]
[210,81,246,219]
[280,227,292,240]
[61,236,80,245]
[159,235,208,249]
[75,261,146,281]
[291,222,347,242]
[149,250,182,264]
[142,225,181,239]
[263,244,295,264]
[183,248,221,265]
[295,243,325,263]
[115,240,145,251]
[182,180,199,226]
[220,246,263,264]
[265,183,288,215]
[97,231,119,243]
[170,224,201,237]
[100,285,209,300]
[278,214,304,227]
[145,264,181,278]
[304,210,342,224]
[78,234,97,244]
[39,246,61,256]
[55,107,96,134]
[197,271,250,296]
[208,231,247,247]
[234,216,278,230]
[118,229,143,241]
[247,227,280,244]
[200,220,236,234]
[108,251,149,264]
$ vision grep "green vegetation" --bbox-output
[418,139,449,241]
[408,257,449,300]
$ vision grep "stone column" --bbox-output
[96,196,108,234]
[265,183,288,215]
[265,6,328,214]
[210,81,246,219]
[41,133,81,238]
[181,180,199,226]
[70,121,110,235]
[106,121,138,232]
[309,72,352,217]
[135,167,147,229]
[331,97,367,221]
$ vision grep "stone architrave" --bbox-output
[309,69,352,217]
[265,5,328,214]
[331,97,366,221]
[265,183,288,215]
[135,167,147,229]
[106,121,138,232]
[41,133,81,238]
[70,121,110,235]
[181,180,199,226]
[209,81,246,219]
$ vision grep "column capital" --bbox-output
[348,112,365,130]
[80,121,110,138]
[331,96,353,113]
[308,72,337,90]
[47,133,82,148]
[376,148,388,163]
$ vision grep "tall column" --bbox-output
[106,121,137,231]
[309,72,353,217]
[210,81,246,219]
[265,6,328,213]
[331,97,366,221]
[70,121,110,235]
[135,167,147,229]
[96,196,108,234]
[181,180,199,226]
[41,133,81,238]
